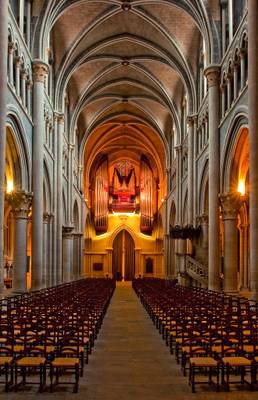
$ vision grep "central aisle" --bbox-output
[84,281,187,399]
[83,282,256,400]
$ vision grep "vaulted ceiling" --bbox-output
[34,0,220,194]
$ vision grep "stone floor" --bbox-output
[1,281,258,399]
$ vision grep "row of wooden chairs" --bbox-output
[0,278,115,392]
[133,278,258,393]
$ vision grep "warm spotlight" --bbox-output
[6,180,14,193]
[238,179,245,195]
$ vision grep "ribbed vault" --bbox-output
[32,0,220,209]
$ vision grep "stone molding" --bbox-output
[219,192,243,220]
[32,60,49,83]
[6,190,33,219]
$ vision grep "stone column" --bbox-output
[221,0,227,55]
[72,232,83,280]
[8,42,15,86]
[68,144,75,222]
[62,226,74,282]
[55,114,64,284]
[0,0,9,291]
[192,116,198,221]
[31,60,48,290]
[233,63,239,100]
[175,145,182,224]
[204,65,221,291]
[228,0,233,43]
[198,214,209,249]
[249,0,258,299]
[21,69,27,108]
[226,74,232,110]
[220,192,242,293]
[26,80,32,116]
[15,56,22,98]
[26,0,31,49]
[239,224,249,292]
[6,190,33,292]
[220,83,226,117]
[240,49,246,90]
[42,212,51,288]
[187,116,194,224]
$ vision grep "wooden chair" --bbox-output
[221,347,253,391]
[0,346,14,392]
[49,347,80,393]
[14,346,47,392]
[189,355,220,393]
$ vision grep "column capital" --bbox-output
[63,225,74,238]
[15,56,23,68]
[32,60,49,83]
[27,79,33,89]
[21,69,27,80]
[6,190,33,218]
[54,112,65,123]
[204,65,221,88]
[8,42,16,54]
[219,192,243,220]
[186,114,197,126]
[43,212,53,222]
[239,48,247,59]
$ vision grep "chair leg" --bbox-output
[226,364,230,392]
[191,364,195,393]
[216,365,220,392]
[50,365,54,393]
[74,364,79,393]
[14,364,18,392]
[4,363,9,393]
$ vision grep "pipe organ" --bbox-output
[92,156,157,234]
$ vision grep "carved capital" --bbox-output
[220,192,243,220]
[187,115,197,126]
[43,212,53,223]
[8,42,16,54]
[62,225,74,238]
[27,79,33,90]
[32,60,49,83]
[240,48,246,59]
[21,69,27,80]
[6,190,33,219]
[204,65,220,88]
[54,112,65,124]
[15,56,23,68]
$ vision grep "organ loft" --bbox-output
[0,0,258,398]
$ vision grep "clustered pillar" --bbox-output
[248,0,258,299]
[220,193,242,293]
[204,65,221,291]
[0,0,9,289]
[6,190,33,292]
[31,60,48,290]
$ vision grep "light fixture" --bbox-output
[6,179,14,193]
[238,179,245,196]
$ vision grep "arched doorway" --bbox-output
[112,230,135,281]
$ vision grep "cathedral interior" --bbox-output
[1,0,258,398]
